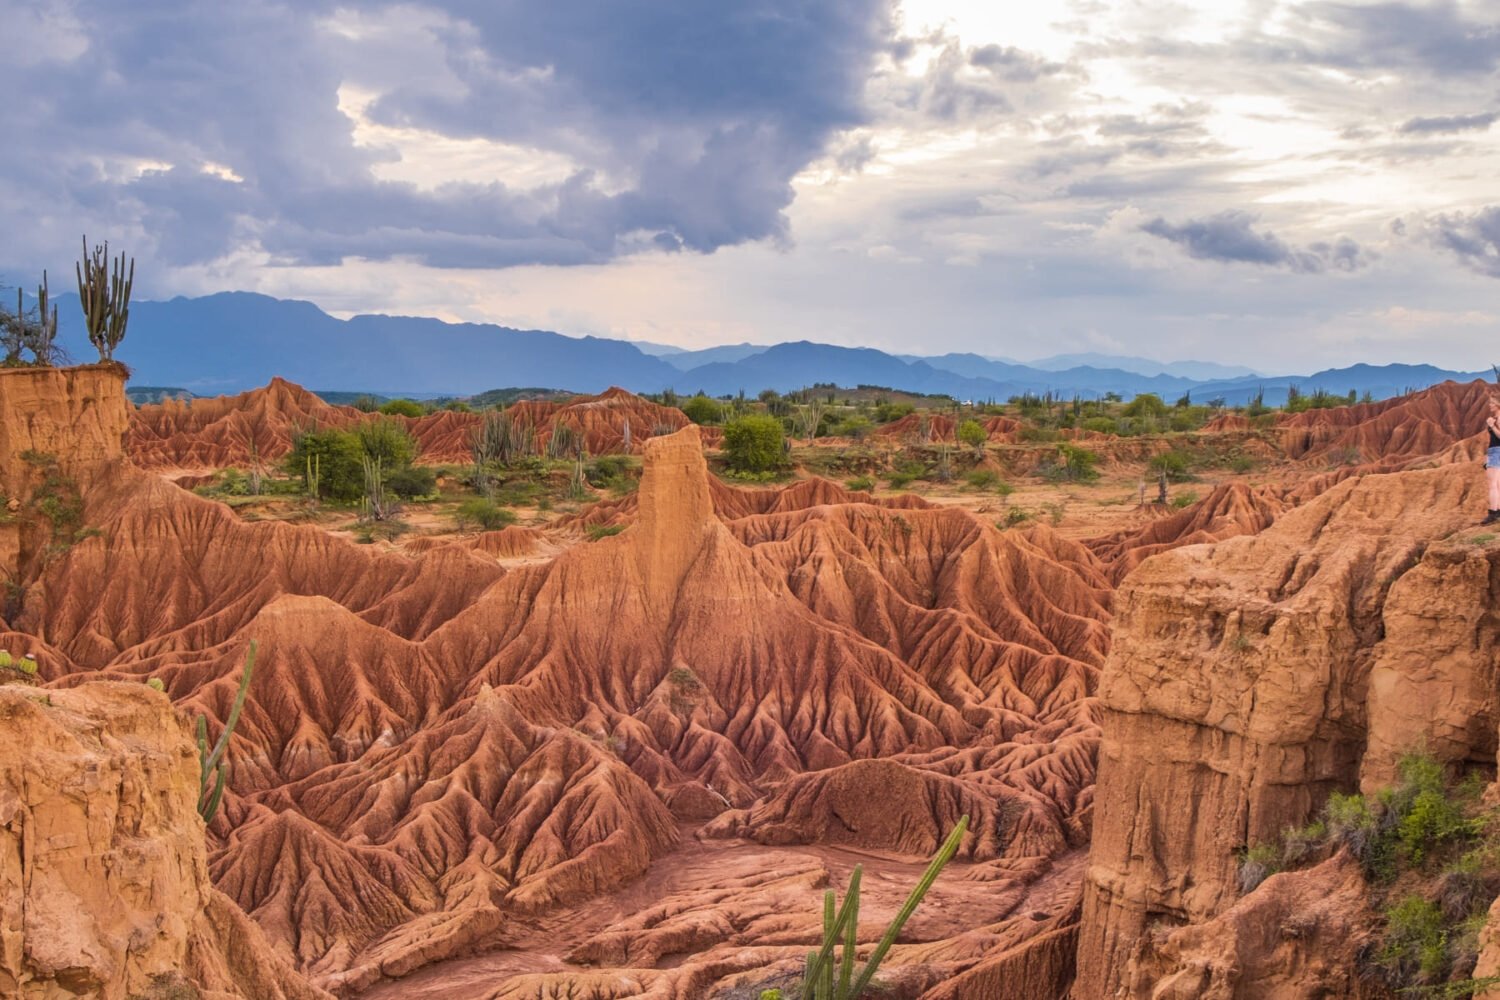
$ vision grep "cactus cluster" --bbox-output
[800,815,969,1000]
[76,236,134,362]
[196,642,256,824]
[0,649,39,676]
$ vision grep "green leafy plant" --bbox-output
[455,498,517,532]
[196,642,255,825]
[845,475,875,492]
[586,523,626,541]
[799,815,969,1000]
[1237,842,1281,893]
[723,414,788,474]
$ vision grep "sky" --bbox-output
[2,0,1498,371]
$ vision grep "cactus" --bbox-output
[800,815,969,1000]
[196,642,256,824]
[147,677,165,692]
[75,236,134,361]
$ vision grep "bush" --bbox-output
[1081,416,1117,435]
[722,415,787,473]
[1123,393,1168,418]
[874,402,914,423]
[586,523,626,541]
[1238,842,1281,893]
[455,498,516,531]
[1378,895,1448,984]
[832,415,873,440]
[1002,507,1032,528]
[845,475,875,492]
[1171,491,1199,509]
[386,465,436,499]
[957,419,987,450]
[680,394,723,425]
[379,398,425,417]
[1040,443,1099,483]
[1149,451,1193,481]
[285,430,365,500]
[356,417,418,468]
[1325,791,1379,863]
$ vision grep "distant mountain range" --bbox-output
[52,291,1488,405]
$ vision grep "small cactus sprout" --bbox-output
[146,677,165,692]
[0,650,12,668]
[18,657,37,675]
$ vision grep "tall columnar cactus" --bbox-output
[196,642,256,824]
[75,236,134,361]
[29,271,59,364]
[800,815,969,1000]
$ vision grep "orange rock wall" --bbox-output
[0,681,327,1000]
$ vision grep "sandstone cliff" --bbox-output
[0,681,328,1000]
[1076,461,1490,997]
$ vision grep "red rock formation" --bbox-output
[1085,484,1284,584]
[20,415,1117,993]
[127,376,360,472]
[877,412,1021,443]
[1279,379,1493,465]
[1075,462,1486,997]
[1117,852,1383,999]
[128,381,698,470]
[0,680,328,1000]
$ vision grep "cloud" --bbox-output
[1140,211,1372,273]
[0,0,898,276]
[1424,206,1500,277]
[1398,111,1498,134]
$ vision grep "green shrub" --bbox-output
[455,499,516,531]
[1149,451,1193,481]
[957,419,987,450]
[1325,791,1379,863]
[722,415,787,473]
[1237,842,1281,893]
[385,465,436,500]
[378,398,425,417]
[1171,491,1199,509]
[874,402,914,423]
[965,469,998,490]
[1123,393,1167,418]
[1081,416,1117,435]
[1379,894,1448,985]
[834,416,873,441]
[680,394,724,425]
[586,523,626,541]
[356,417,418,468]
[845,475,875,492]
[1280,819,1327,867]
[285,430,364,500]
[1002,507,1032,528]
[1040,443,1099,483]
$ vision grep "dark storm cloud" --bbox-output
[1141,212,1372,273]
[1300,1,1500,77]
[0,0,897,274]
[1425,206,1500,278]
[1399,111,1499,134]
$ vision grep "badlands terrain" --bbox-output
[3,367,1500,999]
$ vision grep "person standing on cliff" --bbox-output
[1485,398,1500,524]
